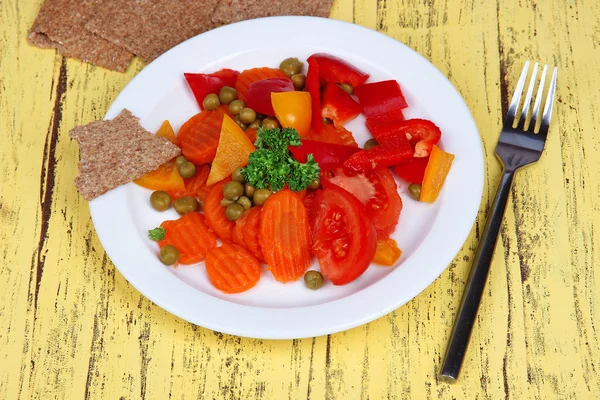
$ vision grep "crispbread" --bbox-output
[28,0,133,72]
[211,0,333,25]
[70,109,181,200]
[85,0,221,62]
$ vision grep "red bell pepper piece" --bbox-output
[184,69,239,110]
[354,80,408,118]
[321,83,362,127]
[289,139,361,169]
[365,109,405,134]
[394,156,429,184]
[369,119,441,158]
[246,78,294,116]
[311,53,369,87]
[344,134,413,173]
[306,56,323,132]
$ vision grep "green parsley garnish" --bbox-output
[148,227,166,241]
[241,127,319,192]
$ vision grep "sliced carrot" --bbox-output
[159,212,217,264]
[372,238,402,266]
[259,190,311,282]
[420,145,454,203]
[205,242,260,294]
[232,215,246,248]
[235,67,288,102]
[239,207,264,261]
[206,115,255,186]
[203,179,235,241]
[134,160,185,192]
[156,120,176,143]
[178,106,228,164]
[245,127,258,144]
[167,164,212,201]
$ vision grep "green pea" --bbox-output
[248,119,262,129]
[244,183,255,198]
[262,118,280,130]
[221,198,235,207]
[279,57,304,77]
[225,203,245,221]
[408,184,422,201]
[304,270,324,290]
[232,167,246,183]
[159,245,180,265]
[174,197,199,215]
[175,156,188,167]
[229,99,246,116]
[291,74,306,90]
[203,93,220,110]
[219,86,237,104]
[364,139,378,150]
[236,196,252,210]
[223,181,244,200]
[150,190,171,211]
[338,83,354,94]
[239,108,257,124]
[178,161,196,179]
[308,179,320,190]
[253,188,272,206]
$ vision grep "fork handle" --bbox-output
[440,169,515,381]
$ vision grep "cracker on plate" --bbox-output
[28,0,133,72]
[70,109,181,200]
[85,0,221,62]
[211,0,334,25]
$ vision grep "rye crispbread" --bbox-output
[70,109,181,200]
[211,0,333,25]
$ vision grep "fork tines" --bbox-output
[505,61,558,136]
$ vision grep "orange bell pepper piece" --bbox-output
[420,145,454,203]
[372,238,402,266]
[206,115,256,186]
[271,91,312,137]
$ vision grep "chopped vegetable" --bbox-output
[289,139,360,169]
[206,115,256,186]
[134,160,185,192]
[394,156,430,184]
[148,227,166,241]
[373,238,402,266]
[235,67,288,102]
[304,270,324,290]
[271,91,312,137]
[306,56,323,132]
[420,145,454,202]
[308,124,358,147]
[205,242,261,294]
[149,190,171,211]
[260,190,311,282]
[344,134,413,173]
[247,78,294,116]
[354,80,408,118]
[159,213,217,264]
[156,120,177,143]
[178,106,228,164]
[311,53,369,87]
[321,83,362,127]
[160,245,180,266]
[173,196,199,215]
[232,207,264,261]
[245,127,258,143]
[368,119,441,158]
[311,185,377,285]
[241,127,320,192]
[203,179,235,241]
[184,69,239,110]
[365,109,405,133]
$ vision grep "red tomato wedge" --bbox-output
[311,185,377,285]
[178,106,228,164]
[159,212,217,264]
[247,78,294,116]
[205,242,260,294]
[184,69,239,110]
[203,179,235,241]
[235,67,288,102]
[323,168,402,239]
[259,190,311,283]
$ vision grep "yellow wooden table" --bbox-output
[2,0,598,398]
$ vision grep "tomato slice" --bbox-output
[312,185,377,285]
[323,168,402,239]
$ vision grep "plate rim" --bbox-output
[89,16,484,339]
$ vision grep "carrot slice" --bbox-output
[235,67,288,102]
[259,190,311,282]
[159,212,217,264]
[178,106,228,164]
[134,160,185,192]
[232,215,246,248]
[239,207,264,261]
[420,145,454,203]
[167,164,212,201]
[203,179,235,241]
[372,238,402,266]
[205,242,260,294]
[206,115,255,186]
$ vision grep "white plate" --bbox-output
[90,16,484,339]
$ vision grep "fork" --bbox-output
[439,61,558,381]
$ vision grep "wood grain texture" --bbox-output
[1,0,598,398]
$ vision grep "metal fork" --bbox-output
[439,61,558,381]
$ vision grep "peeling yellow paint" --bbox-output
[1,0,598,398]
